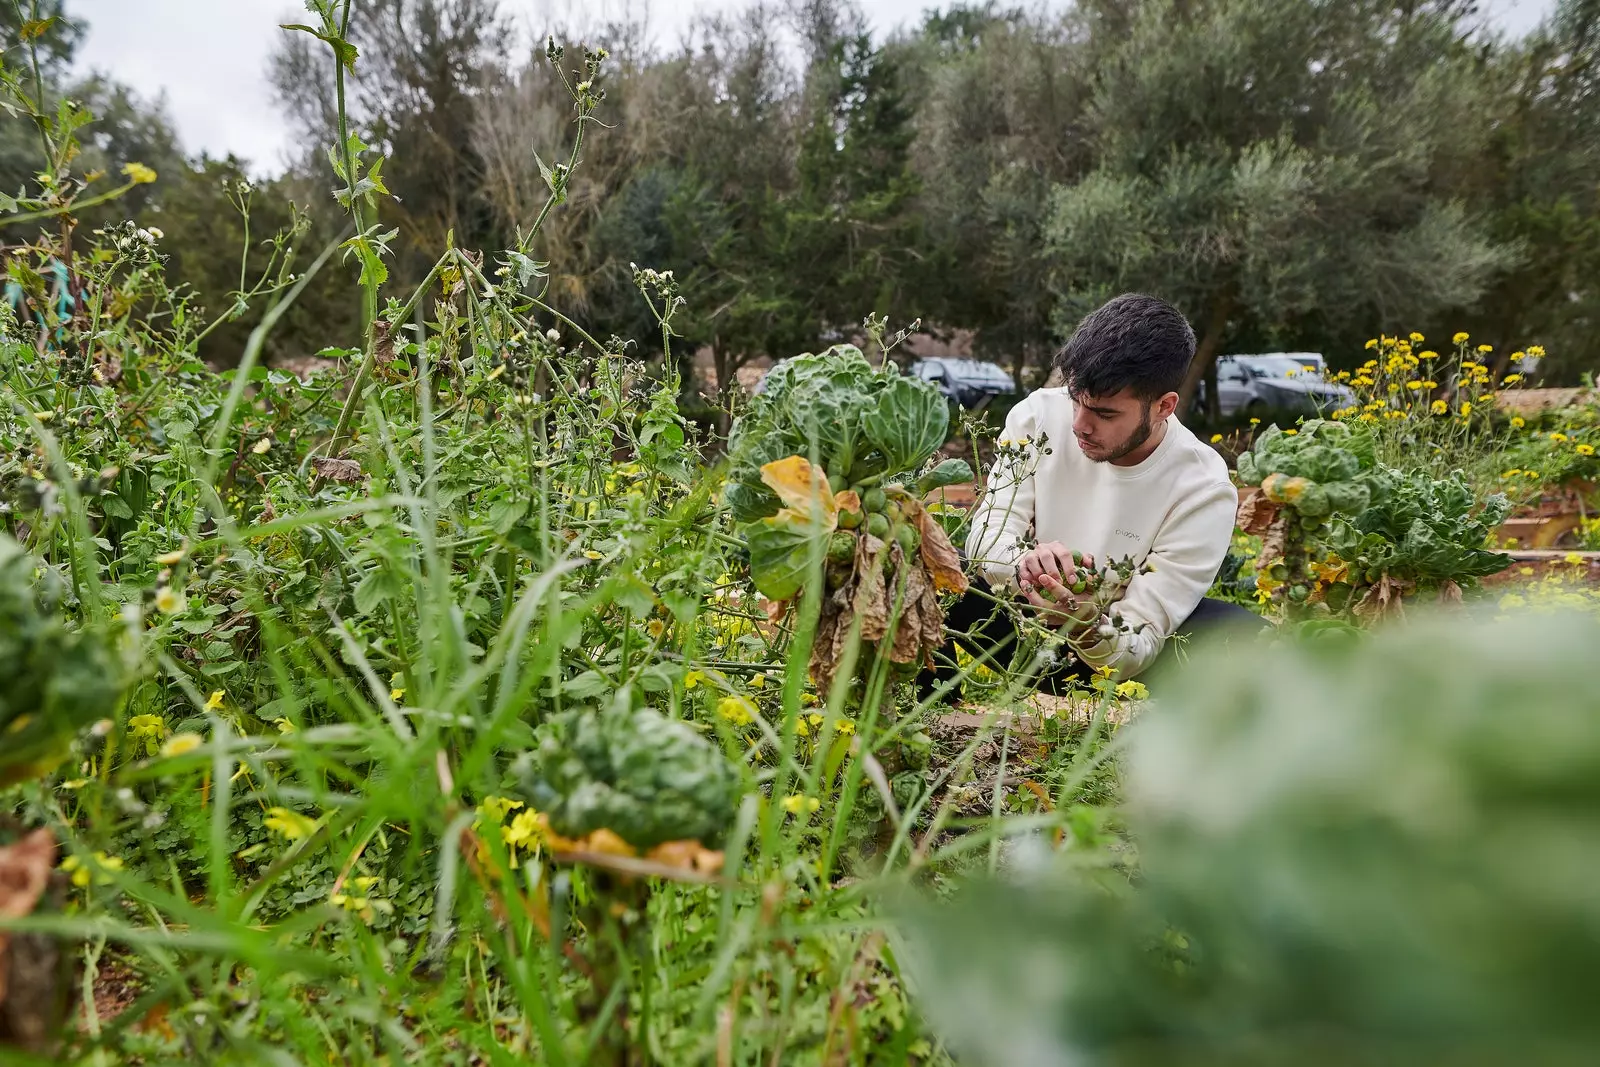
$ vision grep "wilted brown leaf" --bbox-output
[310,456,364,484]
[909,499,969,594]
[1236,487,1279,536]
[1353,575,1414,623]
[759,456,837,526]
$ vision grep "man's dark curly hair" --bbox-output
[1053,294,1196,401]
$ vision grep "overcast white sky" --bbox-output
[72,0,1559,175]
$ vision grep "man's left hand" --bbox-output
[1022,573,1101,630]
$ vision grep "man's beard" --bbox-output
[1086,406,1153,463]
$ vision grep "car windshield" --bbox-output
[1244,356,1324,380]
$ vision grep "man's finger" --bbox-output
[1036,544,1068,583]
[1018,551,1041,587]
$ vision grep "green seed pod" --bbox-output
[867,512,890,539]
[828,470,848,494]
[838,507,862,530]
[863,488,887,514]
[828,531,856,564]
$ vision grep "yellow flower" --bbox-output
[32,409,54,422]
[204,690,225,711]
[1249,417,1261,426]
[716,696,755,726]
[156,547,187,565]
[1430,400,1448,415]
[1566,553,1585,565]
[264,807,317,841]
[780,794,821,816]
[749,672,766,689]
[60,851,123,888]
[251,437,272,455]
[646,618,667,640]
[1452,332,1469,344]
[1364,338,1378,349]
[1477,344,1493,354]
[1114,680,1150,700]
[1209,433,1223,443]
[502,809,541,851]
[1408,332,1424,343]
[583,550,603,561]
[1502,469,1523,479]
[389,687,405,702]
[1282,429,1297,436]
[1458,402,1472,417]
[479,796,524,824]
[834,718,856,735]
[1510,416,1526,429]
[1418,350,1437,360]
[274,718,296,734]
[1527,345,1545,357]
[161,733,203,758]
[153,586,183,614]
[1498,592,1527,610]
[684,670,706,690]
[1550,432,1568,443]
[128,714,166,740]
[1421,380,1437,389]
[121,161,158,184]
[1577,444,1596,457]
[794,712,827,737]
[1406,381,1424,391]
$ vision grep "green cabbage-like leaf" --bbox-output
[863,375,948,475]
[745,505,834,601]
[520,701,741,848]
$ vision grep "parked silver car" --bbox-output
[910,358,1018,409]
[1208,353,1355,417]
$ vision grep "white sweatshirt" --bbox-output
[965,387,1237,677]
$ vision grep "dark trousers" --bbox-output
[919,576,1265,700]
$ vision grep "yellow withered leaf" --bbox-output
[758,456,838,525]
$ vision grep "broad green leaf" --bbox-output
[864,375,948,475]
[916,458,974,494]
[746,505,834,602]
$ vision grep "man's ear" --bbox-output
[1155,391,1180,421]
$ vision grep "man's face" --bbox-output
[1070,388,1160,463]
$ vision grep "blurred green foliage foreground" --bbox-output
[904,609,1600,1067]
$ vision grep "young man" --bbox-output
[939,293,1252,690]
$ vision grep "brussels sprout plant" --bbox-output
[726,345,972,694]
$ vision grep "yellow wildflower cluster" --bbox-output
[60,850,124,888]
[1495,556,1600,618]
[1324,333,1542,463]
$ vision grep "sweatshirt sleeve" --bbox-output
[964,397,1041,591]
[1075,473,1238,679]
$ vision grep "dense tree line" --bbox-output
[5,0,1600,405]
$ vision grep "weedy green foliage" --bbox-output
[0,533,123,785]
[517,696,741,849]
[906,610,1600,1066]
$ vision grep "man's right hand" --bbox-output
[1017,541,1093,592]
